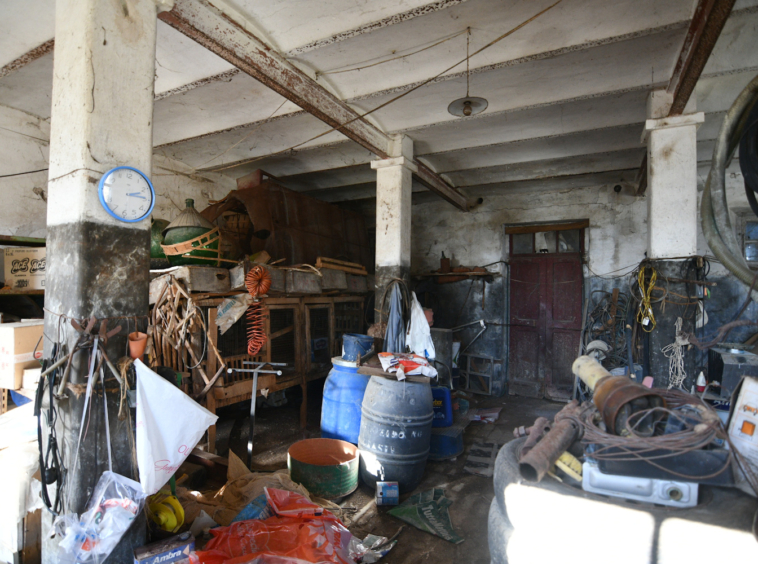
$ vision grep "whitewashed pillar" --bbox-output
[643,91,704,258]
[371,135,415,310]
[42,0,166,561]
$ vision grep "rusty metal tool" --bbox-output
[519,400,585,482]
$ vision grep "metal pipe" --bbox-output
[519,400,583,482]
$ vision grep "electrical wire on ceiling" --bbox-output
[200,0,564,173]
[315,29,469,77]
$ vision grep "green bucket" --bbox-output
[288,438,359,500]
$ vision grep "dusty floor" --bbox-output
[213,382,562,564]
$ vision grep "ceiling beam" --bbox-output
[637,0,736,193]
[158,0,468,210]
[0,39,54,80]
[667,0,737,116]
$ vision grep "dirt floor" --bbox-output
[212,382,562,564]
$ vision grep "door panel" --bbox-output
[509,252,582,400]
[508,259,544,398]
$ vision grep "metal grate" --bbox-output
[334,301,363,356]
[270,308,296,364]
[215,307,250,358]
[309,307,331,365]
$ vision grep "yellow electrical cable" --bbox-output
[637,266,657,332]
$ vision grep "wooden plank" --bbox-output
[503,220,589,234]
[317,257,366,270]
[357,366,431,384]
[150,266,231,304]
[214,374,277,400]
[21,509,41,563]
[318,263,367,276]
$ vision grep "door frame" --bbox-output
[504,219,588,399]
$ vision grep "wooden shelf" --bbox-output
[0,288,44,296]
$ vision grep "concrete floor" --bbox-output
[213,382,562,564]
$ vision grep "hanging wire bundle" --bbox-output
[661,317,688,389]
[245,266,272,356]
[581,290,631,369]
[567,389,747,484]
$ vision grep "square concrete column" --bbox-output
[643,91,704,258]
[42,0,165,561]
[371,135,415,311]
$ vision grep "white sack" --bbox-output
[216,294,252,335]
[135,360,218,496]
[406,292,435,360]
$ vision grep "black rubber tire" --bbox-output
[487,497,512,564]
[493,438,758,562]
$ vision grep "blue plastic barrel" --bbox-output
[321,357,371,444]
[342,333,374,361]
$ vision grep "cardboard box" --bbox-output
[3,248,46,291]
[0,321,44,390]
[133,531,195,564]
[375,481,399,506]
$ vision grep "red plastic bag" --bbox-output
[196,489,354,564]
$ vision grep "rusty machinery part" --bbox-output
[518,400,588,482]
[245,266,272,356]
[515,417,552,458]
[572,355,666,436]
[161,226,221,257]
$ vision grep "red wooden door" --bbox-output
[509,253,582,400]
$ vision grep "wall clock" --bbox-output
[98,166,155,223]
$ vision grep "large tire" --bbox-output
[493,438,758,563]
[487,497,512,564]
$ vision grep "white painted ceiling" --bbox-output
[1,0,758,206]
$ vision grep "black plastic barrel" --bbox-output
[358,376,433,492]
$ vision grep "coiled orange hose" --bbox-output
[245,266,272,356]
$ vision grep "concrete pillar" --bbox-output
[42,0,164,561]
[643,90,704,258]
[371,135,415,314]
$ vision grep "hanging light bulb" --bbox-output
[448,28,488,118]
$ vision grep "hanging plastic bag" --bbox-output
[216,294,253,335]
[406,292,435,360]
[54,471,146,564]
[135,360,218,496]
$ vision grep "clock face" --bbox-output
[98,167,155,222]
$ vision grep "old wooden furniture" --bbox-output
[193,294,365,453]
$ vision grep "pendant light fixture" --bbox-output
[448,28,488,117]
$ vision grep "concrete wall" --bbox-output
[0,104,234,239]
[409,161,754,395]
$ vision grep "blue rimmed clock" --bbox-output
[98,166,156,223]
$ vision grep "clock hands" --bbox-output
[126,192,147,200]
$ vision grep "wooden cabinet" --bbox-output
[195,295,364,453]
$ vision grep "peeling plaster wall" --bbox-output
[0,107,234,238]
[412,181,648,275]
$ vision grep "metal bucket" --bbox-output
[321,357,370,444]
[358,376,433,492]
[287,438,359,500]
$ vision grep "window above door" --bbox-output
[505,220,588,256]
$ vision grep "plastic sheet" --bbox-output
[217,294,253,335]
[406,292,435,359]
[196,488,353,564]
[135,360,218,495]
[54,471,147,564]
[383,284,405,353]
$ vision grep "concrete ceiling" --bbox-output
[1,0,757,206]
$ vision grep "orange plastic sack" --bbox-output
[196,489,354,564]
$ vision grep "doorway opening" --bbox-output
[506,220,587,401]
